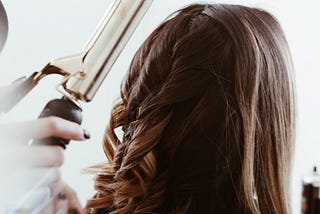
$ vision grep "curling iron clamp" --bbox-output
[0,0,153,113]
[0,0,153,148]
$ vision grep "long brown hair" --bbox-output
[86,3,295,214]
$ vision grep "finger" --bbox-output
[37,182,64,214]
[39,196,55,214]
[49,181,65,198]
[55,192,68,214]
[50,182,84,214]
[0,116,90,141]
[31,117,89,140]
[65,185,84,214]
[38,186,64,214]
[2,144,65,167]
[56,201,68,214]
[48,182,69,214]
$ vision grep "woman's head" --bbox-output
[87,3,295,214]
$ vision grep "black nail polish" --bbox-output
[69,209,79,214]
[83,129,91,139]
[57,192,66,200]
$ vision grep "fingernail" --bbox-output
[83,129,91,139]
[57,192,66,200]
[69,209,79,214]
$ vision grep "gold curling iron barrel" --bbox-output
[37,0,153,102]
[0,0,153,148]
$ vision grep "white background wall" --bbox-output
[0,0,319,213]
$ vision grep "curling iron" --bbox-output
[0,0,153,148]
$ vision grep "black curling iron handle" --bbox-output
[34,96,82,149]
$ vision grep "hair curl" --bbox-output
[86,4,295,214]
